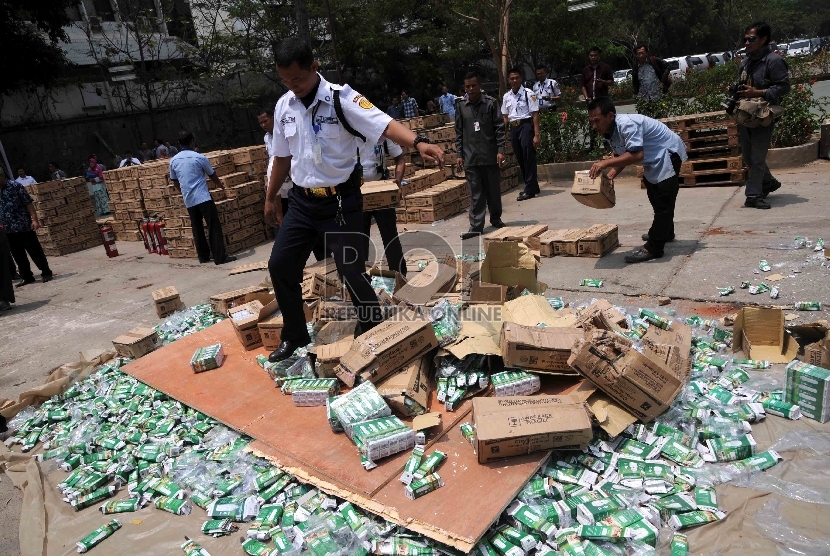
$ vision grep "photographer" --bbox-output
[734,22,790,210]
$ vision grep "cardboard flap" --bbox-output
[587,391,638,436]
[393,261,457,305]
[412,413,442,431]
[446,310,503,359]
[481,241,539,288]
[733,307,796,363]
[309,337,353,362]
[503,295,575,327]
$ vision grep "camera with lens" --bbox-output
[723,83,747,115]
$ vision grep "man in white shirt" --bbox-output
[258,108,293,220]
[533,65,562,112]
[502,67,541,201]
[155,139,169,159]
[360,138,407,276]
[15,168,36,186]
[263,37,444,362]
[119,151,142,167]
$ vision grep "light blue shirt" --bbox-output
[439,93,456,117]
[169,147,214,208]
[607,114,688,183]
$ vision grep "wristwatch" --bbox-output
[413,135,430,149]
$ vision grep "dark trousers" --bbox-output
[510,121,539,195]
[363,207,407,276]
[7,230,51,281]
[0,228,14,303]
[8,253,17,277]
[738,123,777,198]
[268,187,382,345]
[466,165,502,231]
[186,200,227,264]
[643,153,682,257]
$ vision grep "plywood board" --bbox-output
[122,320,577,551]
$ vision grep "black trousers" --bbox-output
[466,165,502,232]
[7,230,51,281]
[268,187,382,345]
[363,207,407,276]
[0,228,14,303]
[738,123,777,198]
[643,153,682,257]
[510,121,540,195]
[186,200,227,264]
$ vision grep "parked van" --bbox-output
[685,55,710,72]
[665,57,689,78]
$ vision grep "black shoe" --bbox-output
[11,272,20,280]
[641,234,675,242]
[517,192,536,201]
[42,274,53,283]
[268,340,305,363]
[625,248,661,264]
[491,219,506,228]
[15,278,35,288]
[761,179,781,199]
[0,300,11,311]
[744,197,771,209]
[461,230,482,240]
[215,255,237,265]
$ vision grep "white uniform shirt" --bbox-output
[119,158,141,167]
[360,138,403,182]
[501,87,539,122]
[271,74,393,188]
[15,176,36,186]
[265,131,292,198]
[532,78,561,109]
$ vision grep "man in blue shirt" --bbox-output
[439,86,456,118]
[386,96,405,119]
[587,97,687,264]
[169,130,236,265]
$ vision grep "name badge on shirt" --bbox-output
[313,143,323,165]
[474,121,481,132]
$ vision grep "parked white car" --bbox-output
[613,69,632,84]
[686,55,710,72]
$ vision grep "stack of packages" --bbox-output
[24,178,101,256]
[102,166,148,242]
[404,179,470,224]
[394,168,446,223]
[536,224,620,258]
[500,140,521,192]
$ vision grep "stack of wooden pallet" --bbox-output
[24,178,101,256]
[639,112,745,187]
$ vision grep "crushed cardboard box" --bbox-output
[733,307,799,364]
[472,395,593,464]
[309,337,353,378]
[480,241,546,291]
[375,356,432,416]
[393,261,456,306]
[788,321,830,368]
[500,323,583,375]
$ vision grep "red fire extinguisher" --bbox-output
[99,224,119,258]
[141,218,157,254]
[154,219,168,256]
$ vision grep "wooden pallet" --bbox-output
[680,156,743,177]
[679,169,746,186]
[677,123,737,142]
[662,111,733,130]
[686,144,740,159]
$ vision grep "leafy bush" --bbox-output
[772,81,830,148]
[611,78,633,101]
[537,109,606,164]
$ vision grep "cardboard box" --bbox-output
[155,297,184,318]
[568,330,684,422]
[258,299,318,351]
[571,171,616,208]
[302,273,341,300]
[375,356,432,416]
[228,300,266,350]
[209,285,270,315]
[309,337,353,377]
[733,307,798,364]
[362,181,400,211]
[112,327,160,359]
[480,241,541,289]
[338,312,439,385]
[500,322,583,375]
[577,224,619,258]
[541,229,588,257]
[393,261,456,306]
[575,299,627,331]
[468,281,511,304]
[472,395,593,463]
[789,322,830,368]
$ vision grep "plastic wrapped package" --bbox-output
[430,299,461,347]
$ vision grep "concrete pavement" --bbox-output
[1,160,829,556]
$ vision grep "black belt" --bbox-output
[297,165,362,199]
[509,118,532,128]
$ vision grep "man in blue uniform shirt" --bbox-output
[587,97,687,264]
[264,37,444,363]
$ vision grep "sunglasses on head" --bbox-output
[743,36,757,43]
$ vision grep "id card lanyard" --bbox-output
[311,101,323,164]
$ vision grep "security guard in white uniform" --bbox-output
[502,67,541,201]
[265,37,444,362]
[360,138,407,276]
[532,65,562,112]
